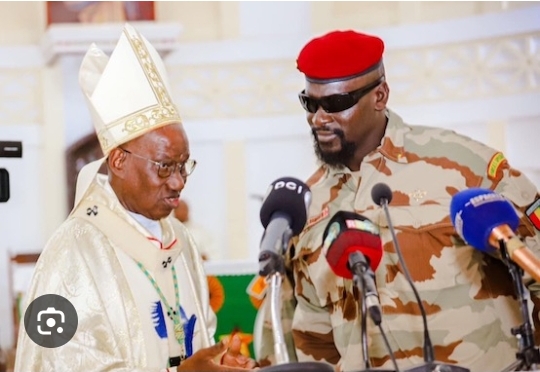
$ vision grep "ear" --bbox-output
[374,81,389,111]
[107,148,128,179]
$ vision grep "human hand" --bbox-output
[220,334,259,369]
[176,340,256,371]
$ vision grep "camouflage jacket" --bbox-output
[281,110,540,372]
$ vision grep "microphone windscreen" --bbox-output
[371,183,393,205]
[259,177,311,235]
[323,211,383,279]
[450,188,520,252]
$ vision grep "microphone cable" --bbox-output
[356,271,401,372]
[376,191,435,364]
[379,322,400,372]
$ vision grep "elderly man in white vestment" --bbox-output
[14,24,256,372]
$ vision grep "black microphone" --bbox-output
[258,177,311,276]
[257,178,334,372]
[371,183,469,372]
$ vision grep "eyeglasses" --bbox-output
[298,76,385,114]
[120,148,197,179]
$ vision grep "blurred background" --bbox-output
[0,0,539,361]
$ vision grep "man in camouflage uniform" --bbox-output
[257,30,540,372]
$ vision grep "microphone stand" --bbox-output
[378,198,469,372]
[259,229,334,372]
[269,272,288,364]
[359,274,371,371]
[351,254,398,372]
[499,239,540,372]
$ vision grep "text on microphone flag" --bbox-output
[322,221,340,257]
[467,191,507,208]
[344,218,379,235]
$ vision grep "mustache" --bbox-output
[310,126,345,138]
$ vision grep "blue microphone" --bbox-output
[450,188,540,282]
[450,188,519,252]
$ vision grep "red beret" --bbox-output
[297,30,384,83]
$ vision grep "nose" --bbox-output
[311,106,332,128]
[167,169,186,192]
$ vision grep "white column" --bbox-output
[224,140,248,260]
[59,55,93,149]
[41,62,68,237]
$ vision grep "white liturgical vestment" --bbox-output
[15,174,216,371]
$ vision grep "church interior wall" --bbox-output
[0,1,539,350]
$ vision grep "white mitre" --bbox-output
[72,23,182,211]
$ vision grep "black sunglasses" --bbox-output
[298,76,385,114]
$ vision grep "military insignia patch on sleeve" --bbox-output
[526,198,540,230]
[487,152,508,181]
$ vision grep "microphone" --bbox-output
[450,188,540,371]
[258,177,311,276]
[450,187,540,283]
[256,178,334,372]
[371,183,469,372]
[323,211,383,324]
[322,211,399,372]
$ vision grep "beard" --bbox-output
[311,127,357,169]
